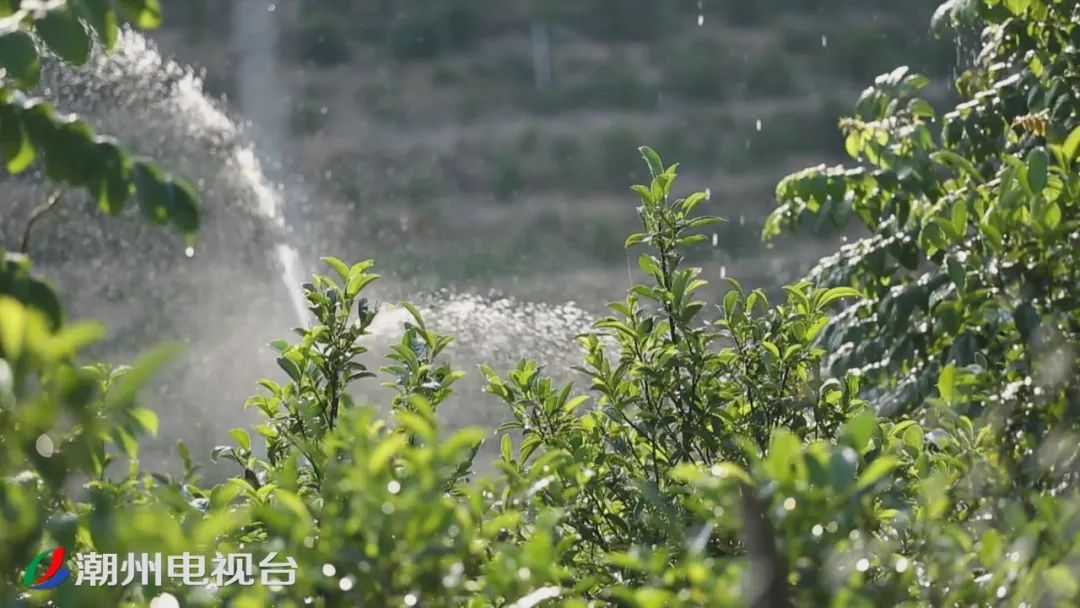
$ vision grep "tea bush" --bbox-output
[5,1,1080,607]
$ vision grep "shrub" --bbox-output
[7,2,1080,607]
[569,0,677,41]
[742,48,799,97]
[293,16,352,66]
[548,61,657,111]
[487,149,525,203]
[385,3,480,61]
[663,38,734,101]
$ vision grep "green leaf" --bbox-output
[841,409,877,451]
[704,462,751,485]
[844,131,862,159]
[1063,125,1080,163]
[950,201,968,235]
[624,232,648,249]
[931,149,982,182]
[903,425,924,451]
[369,434,407,474]
[938,363,956,402]
[131,408,159,436]
[1013,301,1039,342]
[639,146,663,178]
[979,529,1003,565]
[132,160,172,223]
[0,104,34,173]
[229,428,251,451]
[946,255,966,292]
[638,253,659,276]
[117,0,162,29]
[276,356,301,382]
[36,9,92,65]
[1004,0,1031,14]
[765,429,801,482]
[1042,202,1061,230]
[907,98,935,119]
[167,179,200,233]
[0,30,40,87]
[828,446,858,491]
[500,434,513,462]
[177,440,192,464]
[21,100,57,150]
[73,0,119,49]
[90,139,131,214]
[46,118,96,185]
[106,343,183,408]
[855,456,898,490]
[1026,147,1049,192]
[818,286,863,308]
[322,256,350,281]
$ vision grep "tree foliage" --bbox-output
[5,1,1080,606]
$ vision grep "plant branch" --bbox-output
[20,190,66,254]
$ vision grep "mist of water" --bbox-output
[3,29,597,465]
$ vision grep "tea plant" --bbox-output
[5,1,1080,606]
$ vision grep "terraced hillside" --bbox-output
[156,0,954,304]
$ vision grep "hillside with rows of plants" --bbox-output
[155,0,954,299]
[4,0,1080,606]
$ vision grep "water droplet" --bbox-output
[856,559,870,572]
[184,246,195,258]
[322,563,336,577]
[404,593,418,606]
[697,14,704,26]
[149,593,180,608]
[783,497,796,511]
[35,434,54,458]
[895,557,909,573]
[387,480,401,494]
[821,34,828,48]
[339,576,355,591]
[755,119,763,132]
[720,266,727,279]
[811,524,823,537]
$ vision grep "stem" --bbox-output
[20,190,65,253]
[739,482,794,608]
[328,362,341,429]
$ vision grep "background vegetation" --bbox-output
[4,0,1080,607]
[155,0,954,294]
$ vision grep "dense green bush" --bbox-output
[6,1,1080,606]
